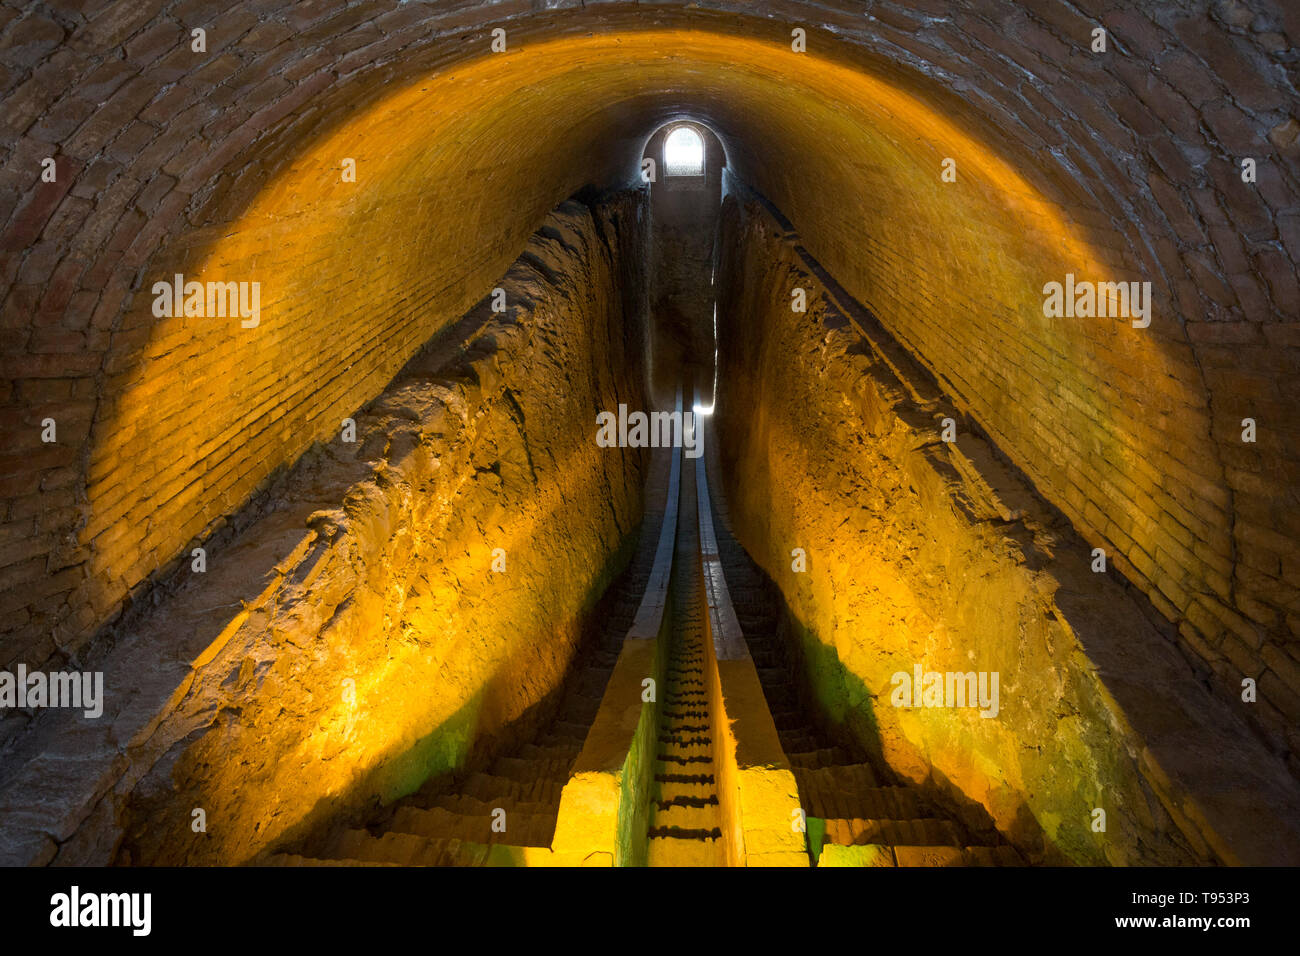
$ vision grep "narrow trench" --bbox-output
[701,421,1021,866]
[275,123,1029,867]
[646,434,723,863]
[293,447,676,866]
[8,6,1300,886]
[283,402,1024,866]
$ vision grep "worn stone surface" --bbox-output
[0,190,650,865]
[713,194,1300,865]
[2,8,1296,768]
[1,0,1297,862]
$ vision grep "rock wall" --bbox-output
[5,4,1295,702]
[0,190,651,866]
[712,194,1300,865]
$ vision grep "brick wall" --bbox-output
[0,190,652,865]
[1,2,1296,760]
[692,1,1300,763]
[2,2,659,669]
[712,194,1300,864]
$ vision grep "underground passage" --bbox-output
[2,0,1300,892]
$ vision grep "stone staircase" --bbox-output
[646,457,724,865]
[264,433,1027,867]
[266,512,661,867]
[704,447,1022,867]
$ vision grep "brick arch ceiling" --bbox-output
[3,3,1296,678]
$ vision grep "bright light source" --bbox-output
[664,127,704,176]
[693,302,719,416]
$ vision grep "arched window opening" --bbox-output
[663,126,704,177]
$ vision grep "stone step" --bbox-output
[795,768,904,820]
[816,842,1024,867]
[822,816,967,847]
[818,787,923,820]
[426,793,558,818]
[655,788,720,812]
[389,805,555,847]
[893,844,1021,867]
[647,833,723,867]
[786,746,850,769]
[490,755,571,782]
[778,730,819,751]
[651,802,721,832]
[794,762,880,794]
[516,741,581,761]
[330,829,489,867]
[457,773,564,807]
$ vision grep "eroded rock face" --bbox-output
[0,191,651,866]
[5,7,1295,772]
[711,195,1298,865]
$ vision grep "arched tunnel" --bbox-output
[2,0,1300,885]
